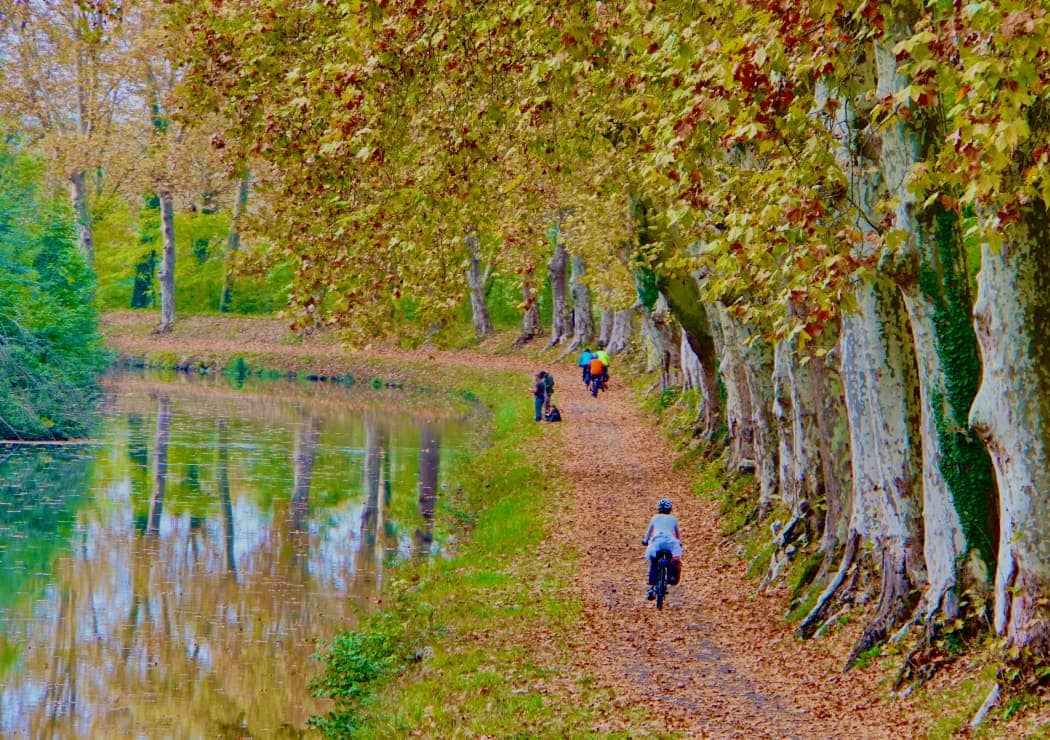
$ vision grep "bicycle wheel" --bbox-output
[655,557,668,609]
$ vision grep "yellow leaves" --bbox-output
[998,116,1030,152]
[891,31,937,58]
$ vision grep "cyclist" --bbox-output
[594,341,611,386]
[578,347,594,385]
[642,498,682,600]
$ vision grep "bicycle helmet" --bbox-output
[657,498,672,513]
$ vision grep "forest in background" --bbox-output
[1,0,1049,721]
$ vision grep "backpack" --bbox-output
[543,373,554,394]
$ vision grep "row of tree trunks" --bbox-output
[662,69,1003,664]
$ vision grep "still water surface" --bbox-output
[0,372,466,737]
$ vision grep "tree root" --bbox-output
[761,502,811,591]
[844,553,919,671]
[799,532,860,639]
[970,683,1000,730]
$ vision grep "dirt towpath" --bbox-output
[553,370,919,738]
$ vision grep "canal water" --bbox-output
[0,372,468,737]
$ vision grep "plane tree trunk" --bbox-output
[874,29,997,628]
[69,170,95,269]
[465,234,493,338]
[569,254,595,350]
[156,189,176,334]
[970,209,1050,655]
[220,171,250,313]
[547,240,572,346]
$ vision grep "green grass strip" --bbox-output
[308,369,640,737]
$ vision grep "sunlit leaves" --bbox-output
[170,0,1050,344]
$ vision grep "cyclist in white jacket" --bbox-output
[642,498,682,600]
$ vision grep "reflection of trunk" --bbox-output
[547,240,571,345]
[415,422,441,557]
[569,254,594,349]
[220,171,250,313]
[216,419,236,574]
[465,235,493,337]
[289,415,320,534]
[147,396,171,535]
[70,170,95,268]
[970,217,1050,653]
[156,190,176,333]
[358,418,386,588]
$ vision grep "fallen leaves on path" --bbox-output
[556,374,921,738]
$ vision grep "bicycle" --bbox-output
[651,549,673,609]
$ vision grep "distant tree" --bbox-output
[0,139,110,439]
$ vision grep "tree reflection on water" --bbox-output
[0,374,464,737]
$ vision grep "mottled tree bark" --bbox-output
[156,189,176,334]
[802,87,925,656]
[970,214,1050,654]
[69,170,95,268]
[520,277,542,339]
[465,234,493,338]
[547,241,572,346]
[838,277,925,664]
[639,294,680,389]
[220,171,250,313]
[569,254,595,349]
[874,30,995,626]
[710,304,755,473]
[680,326,719,439]
[598,309,613,345]
[813,349,852,580]
[607,308,634,355]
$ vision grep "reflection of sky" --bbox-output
[0,376,462,737]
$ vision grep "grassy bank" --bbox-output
[309,371,641,736]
